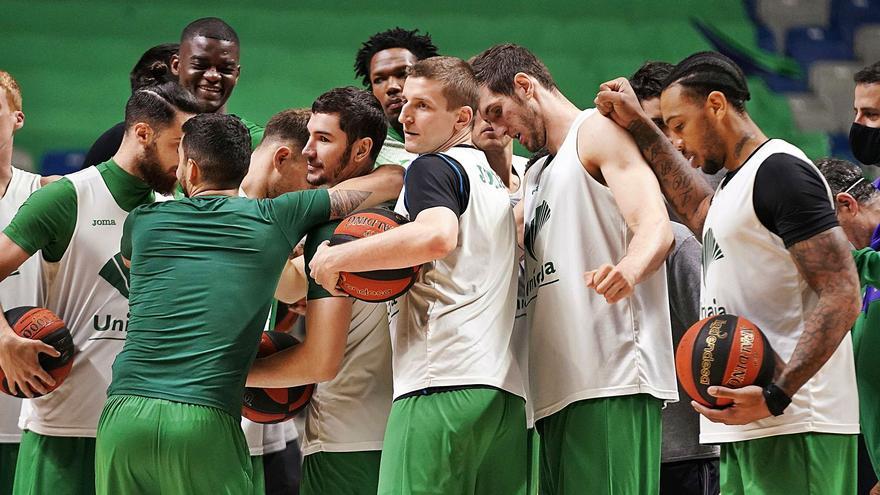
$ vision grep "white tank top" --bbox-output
[19,167,132,437]
[390,146,522,399]
[297,300,392,454]
[0,167,43,442]
[699,139,859,443]
[509,155,534,427]
[524,109,677,421]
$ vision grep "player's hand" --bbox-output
[308,241,346,297]
[584,263,635,303]
[0,327,59,398]
[691,385,773,425]
[594,77,649,131]
[870,481,880,495]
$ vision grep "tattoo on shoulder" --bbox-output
[328,190,371,220]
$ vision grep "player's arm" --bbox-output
[310,155,464,294]
[274,256,308,304]
[249,222,352,387]
[594,77,713,236]
[326,164,404,219]
[580,115,674,304]
[0,181,74,396]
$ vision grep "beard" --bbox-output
[135,143,177,195]
[519,102,546,153]
[306,146,353,188]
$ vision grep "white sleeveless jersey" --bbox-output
[509,155,534,427]
[0,167,43,442]
[524,109,677,421]
[699,139,859,443]
[297,300,392,454]
[19,167,133,437]
[390,146,522,398]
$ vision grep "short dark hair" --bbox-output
[630,61,675,102]
[124,81,202,132]
[181,113,251,188]
[354,27,439,87]
[181,17,239,44]
[855,61,880,85]
[312,87,387,162]
[815,157,878,203]
[470,44,558,97]
[407,56,478,112]
[262,108,311,149]
[663,51,750,113]
[130,43,179,92]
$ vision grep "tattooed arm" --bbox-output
[326,164,404,219]
[594,77,714,237]
[693,227,861,425]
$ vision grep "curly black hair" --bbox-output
[354,27,439,87]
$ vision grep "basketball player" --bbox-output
[310,56,526,495]
[595,51,861,494]
[93,112,399,494]
[248,87,394,495]
[630,60,720,495]
[355,27,438,166]
[814,157,880,495]
[470,44,675,494]
[0,81,200,495]
[83,43,179,168]
[85,17,262,166]
[0,71,57,495]
[851,61,880,166]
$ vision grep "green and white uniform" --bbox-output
[523,109,676,494]
[375,128,415,168]
[0,167,44,495]
[854,244,880,481]
[95,190,331,494]
[298,222,393,495]
[379,146,526,495]
[3,161,153,495]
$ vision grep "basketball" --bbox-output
[675,314,776,408]
[242,331,315,424]
[329,208,420,302]
[0,306,75,398]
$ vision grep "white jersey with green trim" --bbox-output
[0,167,43,443]
[297,300,392,455]
[523,109,677,422]
[699,139,859,443]
[19,166,132,437]
[390,145,522,399]
[376,134,416,168]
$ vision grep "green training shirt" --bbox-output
[3,160,154,261]
[853,245,880,478]
[304,221,342,300]
[108,189,331,418]
[237,116,265,150]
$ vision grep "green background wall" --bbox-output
[0,0,827,168]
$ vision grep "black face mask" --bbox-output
[849,122,880,165]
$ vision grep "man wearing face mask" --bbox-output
[851,62,880,166]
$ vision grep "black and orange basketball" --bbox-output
[675,314,775,408]
[329,208,420,303]
[0,306,75,398]
[242,331,314,424]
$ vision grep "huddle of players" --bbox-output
[0,14,874,495]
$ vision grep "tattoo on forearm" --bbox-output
[328,190,372,220]
[626,119,713,235]
[778,227,860,396]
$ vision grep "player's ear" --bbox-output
[454,105,474,132]
[836,192,859,216]
[706,91,727,121]
[187,158,201,183]
[170,54,181,76]
[353,137,373,164]
[133,122,154,145]
[513,72,534,100]
[273,146,291,171]
[12,111,24,133]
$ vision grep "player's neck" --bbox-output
[541,90,580,156]
[484,145,514,189]
[189,185,238,198]
[111,140,144,180]
[723,116,768,172]
[432,126,472,153]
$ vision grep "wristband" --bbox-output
[762,383,792,416]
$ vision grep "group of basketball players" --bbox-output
[0,14,879,495]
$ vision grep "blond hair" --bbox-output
[0,71,22,112]
[407,56,478,111]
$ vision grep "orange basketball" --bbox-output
[330,208,419,302]
[675,314,775,408]
[0,306,75,398]
[242,331,314,424]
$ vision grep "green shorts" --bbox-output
[536,394,663,495]
[527,428,540,495]
[12,431,94,495]
[377,387,527,495]
[301,450,381,495]
[1,442,19,495]
[721,432,856,495]
[251,455,264,495]
[95,394,253,495]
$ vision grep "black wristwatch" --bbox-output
[763,383,792,416]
